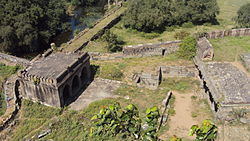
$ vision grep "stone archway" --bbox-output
[63,85,70,105]
[72,75,80,94]
[80,67,88,84]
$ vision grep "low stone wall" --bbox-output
[0,75,21,131]
[197,37,214,60]
[240,53,250,71]
[123,41,181,56]
[0,53,30,67]
[206,28,250,39]
[160,66,197,78]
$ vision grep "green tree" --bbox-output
[177,36,197,60]
[186,0,219,24]
[123,0,173,32]
[0,0,70,54]
[102,30,123,52]
[235,3,250,28]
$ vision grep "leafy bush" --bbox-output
[141,32,160,39]
[182,22,194,28]
[234,3,250,27]
[189,120,218,141]
[177,36,197,60]
[102,30,123,52]
[194,32,209,39]
[90,103,161,140]
[174,31,190,40]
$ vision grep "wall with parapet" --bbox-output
[123,41,181,56]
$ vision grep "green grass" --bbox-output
[92,54,193,82]
[210,36,250,62]
[0,63,20,116]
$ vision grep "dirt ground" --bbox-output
[160,91,213,140]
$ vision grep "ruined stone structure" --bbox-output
[17,52,91,107]
[240,53,250,71]
[132,65,197,89]
[132,71,160,90]
[206,28,250,39]
[194,57,250,121]
[123,41,181,56]
[197,37,214,60]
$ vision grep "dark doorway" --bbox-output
[72,75,80,94]
[81,67,88,84]
[63,85,70,105]
[162,49,166,56]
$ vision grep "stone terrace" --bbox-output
[205,62,250,104]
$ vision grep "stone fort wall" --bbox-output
[206,28,250,39]
[123,41,181,56]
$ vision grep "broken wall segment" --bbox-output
[132,65,197,90]
[18,52,91,107]
[197,37,214,61]
[123,41,181,56]
[240,53,250,71]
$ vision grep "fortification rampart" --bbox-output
[123,41,181,56]
[205,28,250,39]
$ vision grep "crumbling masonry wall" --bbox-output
[206,28,250,39]
[123,41,181,56]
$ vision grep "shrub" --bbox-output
[234,3,250,28]
[177,36,197,60]
[194,32,209,39]
[189,120,218,141]
[90,103,160,140]
[182,22,194,28]
[141,32,160,39]
[174,31,190,40]
[102,30,123,52]
[165,26,175,32]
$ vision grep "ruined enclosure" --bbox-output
[17,52,91,107]
[195,58,250,121]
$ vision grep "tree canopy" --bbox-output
[235,3,250,28]
[123,0,219,32]
[0,0,70,54]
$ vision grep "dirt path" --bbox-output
[160,91,197,140]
